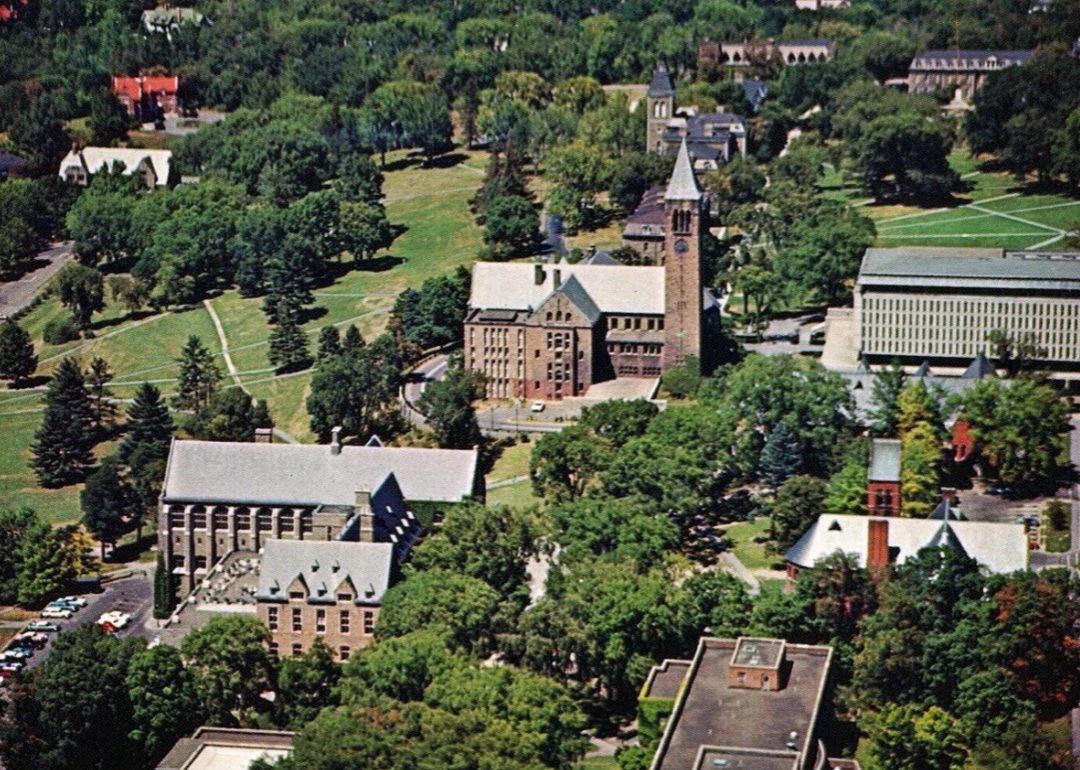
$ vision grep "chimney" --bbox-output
[534,263,545,285]
[588,244,597,258]
[355,485,374,543]
[867,519,889,571]
[940,487,956,503]
[330,426,342,455]
[254,427,273,444]
[553,268,562,289]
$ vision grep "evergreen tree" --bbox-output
[0,319,37,388]
[316,325,341,361]
[760,421,801,490]
[868,360,907,437]
[268,299,311,372]
[341,324,365,354]
[80,456,131,560]
[86,356,117,432]
[120,383,175,465]
[253,399,274,430]
[153,552,174,619]
[31,358,96,488]
[175,336,220,410]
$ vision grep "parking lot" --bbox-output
[0,570,154,675]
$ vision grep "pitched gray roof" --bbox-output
[256,540,392,605]
[470,262,664,315]
[584,249,622,266]
[552,274,602,324]
[858,247,1080,291]
[648,61,675,97]
[963,351,996,379]
[162,440,479,506]
[868,438,902,482]
[665,140,703,202]
[910,50,1033,68]
[929,499,966,520]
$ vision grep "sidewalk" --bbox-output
[0,241,75,318]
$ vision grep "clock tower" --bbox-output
[662,140,705,371]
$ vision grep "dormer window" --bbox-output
[338,592,352,601]
[289,591,304,600]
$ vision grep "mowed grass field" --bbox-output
[0,148,487,524]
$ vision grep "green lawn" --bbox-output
[722,516,782,571]
[1,148,488,525]
[487,441,533,484]
[487,479,541,509]
[576,755,619,770]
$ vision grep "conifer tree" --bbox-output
[868,360,907,437]
[175,335,220,410]
[120,382,175,465]
[268,299,310,372]
[31,358,96,487]
[253,399,274,430]
[341,324,365,354]
[153,552,175,618]
[0,319,37,388]
[80,455,131,560]
[760,421,802,491]
[316,325,341,361]
[86,356,117,432]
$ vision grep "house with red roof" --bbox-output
[111,75,180,120]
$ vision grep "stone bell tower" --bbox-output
[646,60,675,154]
[662,140,704,370]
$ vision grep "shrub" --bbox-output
[43,316,80,345]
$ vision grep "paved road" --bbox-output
[402,354,450,429]
[9,570,154,672]
[0,242,75,318]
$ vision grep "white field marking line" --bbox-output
[222,306,393,357]
[37,309,183,367]
[879,200,1080,232]
[877,233,1052,239]
[874,192,1023,225]
[967,204,1062,234]
[203,298,249,395]
[1028,233,1067,250]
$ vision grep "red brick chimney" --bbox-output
[867,519,889,571]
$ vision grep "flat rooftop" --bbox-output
[732,638,785,669]
[157,729,294,770]
[857,248,1080,291]
[653,638,831,770]
[697,748,799,770]
[644,659,691,699]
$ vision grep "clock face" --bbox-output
[674,239,689,255]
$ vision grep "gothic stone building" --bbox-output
[465,141,719,399]
[159,435,481,593]
[646,61,747,167]
[907,50,1032,103]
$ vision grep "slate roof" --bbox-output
[59,147,173,187]
[666,140,703,201]
[551,274,602,324]
[256,540,393,605]
[963,351,996,379]
[929,499,966,520]
[868,438,902,482]
[0,150,26,176]
[785,515,1029,574]
[648,60,675,97]
[623,185,666,236]
[584,249,622,265]
[910,50,1033,68]
[857,247,1080,291]
[742,78,768,109]
[470,262,665,315]
[162,440,479,506]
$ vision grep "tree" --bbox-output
[549,496,679,573]
[683,570,753,638]
[16,520,78,605]
[174,336,221,411]
[760,421,802,489]
[986,329,1047,378]
[868,360,907,436]
[545,141,609,232]
[127,644,205,764]
[553,75,605,114]
[56,262,106,331]
[377,569,503,655]
[316,326,341,361]
[88,92,131,146]
[660,356,702,399]
[187,389,261,442]
[120,382,174,465]
[900,422,942,517]
[481,194,541,257]
[769,475,828,554]
[267,299,311,372]
[530,425,610,502]
[86,357,117,432]
[897,380,947,440]
[180,615,278,726]
[153,552,174,619]
[416,356,485,449]
[31,358,96,488]
[342,324,365,353]
[276,640,341,729]
[579,399,659,448]
[81,455,131,560]
[869,704,967,770]
[0,319,37,387]
[852,111,958,200]
[825,439,868,515]
[0,216,40,272]
[307,334,402,443]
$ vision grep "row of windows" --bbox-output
[167,507,313,533]
[616,364,663,376]
[609,343,662,355]
[171,555,207,570]
[609,316,664,332]
[268,606,375,634]
[269,642,352,661]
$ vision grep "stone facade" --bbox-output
[907,50,1032,103]
[698,39,835,74]
[259,597,378,661]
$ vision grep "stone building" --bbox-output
[643,636,853,770]
[854,247,1080,372]
[256,539,391,661]
[158,434,480,593]
[621,185,666,262]
[907,50,1032,103]
[645,61,747,166]
[112,74,180,120]
[58,147,176,189]
[157,728,293,770]
[698,39,835,77]
[867,438,901,515]
[465,141,719,399]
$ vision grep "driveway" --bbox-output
[0,241,75,318]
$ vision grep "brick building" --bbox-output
[867,438,901,515]
[158,434,480,593]
[112,74,180,120]
[698,39,835,78]
[621,185,666,263]
[646,61,747,166]
[907,50,1032,104]
[465,141,720,399]
[256,539,391,661]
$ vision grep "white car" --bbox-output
[97,611,131,630]
[57,595,87,608]
[530,400,545,413]
[41,607,73,619]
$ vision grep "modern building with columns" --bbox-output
[854,247,1080,372]
[158,434,481,593]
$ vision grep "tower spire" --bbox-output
[665,139,702,201]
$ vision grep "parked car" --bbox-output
[0,648,30,660]
[56,595,87,608]
[47,599,81,610]
[97,611,131,630]
[986,485,1014,496]
[13,632,47,647]
[0,661,23,672]
[41,607,73,619]
[531,400,545,413]
[25,621,60,632]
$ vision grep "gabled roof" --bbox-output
[470,262,664,316]
[648,60,675,97]
[112,75,179,102]
[929,499,966,520]
[584,249,622,266]
[256,540,392,605]
[546,274,601,324]
[914,360,931,378]
[868,438,901,482]
[785,514,1029,574]
[926,521,968,555]
[162,440,479,505]
[665,140,703,202]
[58,147,173,187]
[963,351,996,379]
